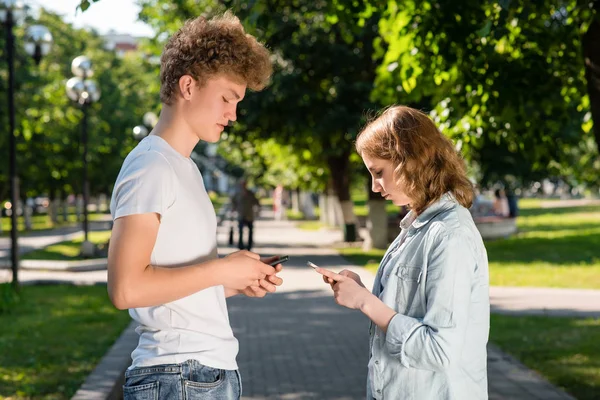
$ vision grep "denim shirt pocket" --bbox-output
[394,265,423,315]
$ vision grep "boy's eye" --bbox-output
[222,97,229,103]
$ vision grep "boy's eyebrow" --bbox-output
[228,89,242,100]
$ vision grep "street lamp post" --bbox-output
[0,0,52,288]
[132,111,158,140]
[66,56,100,256]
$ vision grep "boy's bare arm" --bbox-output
[107,213,275,310]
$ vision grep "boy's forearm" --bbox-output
[224,287,240,297]
[109,258,225,309]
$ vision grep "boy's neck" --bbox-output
[151,106,200,159]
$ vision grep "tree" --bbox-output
[374,0,599,189]
[217,133,327,193]
[138,0,384,240]
[0,9,159,203]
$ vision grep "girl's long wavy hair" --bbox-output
[355,105,473,214]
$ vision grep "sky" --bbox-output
[35,0,155,37]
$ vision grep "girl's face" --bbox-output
[362,153,413,207]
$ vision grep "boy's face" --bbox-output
[181,74,247,143]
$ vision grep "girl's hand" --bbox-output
[316,267,372,310]
[322,269,365,289]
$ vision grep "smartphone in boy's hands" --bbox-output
[268,255,289,267]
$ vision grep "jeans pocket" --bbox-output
[184,365,225,389]
[123,381,159,400]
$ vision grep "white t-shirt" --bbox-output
[110,135,238,370]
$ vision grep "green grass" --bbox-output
[339,247,384,272]
[21,231,112,261]
[352,192,399,217]
[490,314,600,400]
[208,192,229,213]
[486,203,600,289]
[1,213,107,236]
[296,221,326,230]
[259,197,274,207]
[339,202,600,289]
[286,209,305,220]
[0,284,131,399]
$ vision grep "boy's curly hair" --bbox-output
[160,11,272,105]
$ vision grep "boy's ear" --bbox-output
[178,75,195,100]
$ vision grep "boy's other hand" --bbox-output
[221,250,276,291]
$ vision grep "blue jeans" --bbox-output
[123,360,241,400]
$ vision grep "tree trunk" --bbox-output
[327,151,358,242]
[583,16,600,151]
[319,193,328,224]
[325,180,343,227]
[291,188,300,213]
[363,182,389,250]
[301,191,316,219]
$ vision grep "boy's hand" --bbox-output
[221,250,276,291]
[236,256,284,298]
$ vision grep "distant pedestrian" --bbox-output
[273,184,288,221]
[232,180,260,250]
[493,188,510,217]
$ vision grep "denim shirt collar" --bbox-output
[406,193,457,231]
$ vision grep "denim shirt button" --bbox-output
[375,360,380,365]
[377,389,382,394]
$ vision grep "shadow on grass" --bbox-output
[519,205,600,218]
[485,232,600,265]
[516,222,600,233]
[21,241,82,261]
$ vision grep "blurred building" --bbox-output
[103,31,140,57]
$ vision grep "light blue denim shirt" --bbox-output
[367,194,490,400]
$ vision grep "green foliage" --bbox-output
[0,9,159,200]
[68,0,600,195]
[373,0,599,188]
[217,134,327,191]
[78,0,103,12]
[138,0,383,203]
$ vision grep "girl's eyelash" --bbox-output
[374,170,382,177]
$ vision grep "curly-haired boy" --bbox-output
[108,12,280,399]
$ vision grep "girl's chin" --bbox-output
[391,198,410,207]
